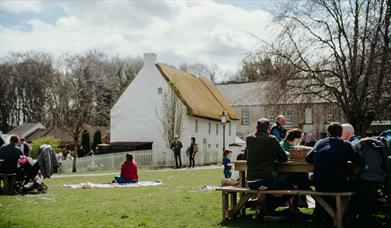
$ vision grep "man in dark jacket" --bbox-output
[170,135,183,168]
[306,122,360,222]
[270,115,287,141]
[0,135,23,195]
[246,118,292,217]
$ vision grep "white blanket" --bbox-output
[64,181,162,189]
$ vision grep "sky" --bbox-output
[0,0,281,75]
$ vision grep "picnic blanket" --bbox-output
[64,181,162,189]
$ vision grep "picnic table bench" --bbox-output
[216,186,354,228]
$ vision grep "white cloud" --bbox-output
[0,1,44,14]
[0,1,280,75]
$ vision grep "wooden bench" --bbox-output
[216,186,355,228]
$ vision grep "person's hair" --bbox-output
[276,115,285,121]
[327,122,343,137]
[236,153,245,160]
[256,118,270,132]
[341,123,355,136]
[10,135,19,144]
[191,137,196,142]
[126,153,134,161]
[285,128,303,141]
[223,149,232,157]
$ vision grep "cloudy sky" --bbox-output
[0,0,280,74]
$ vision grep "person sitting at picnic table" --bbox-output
[0,135,23,195]
[114,153,138,184]
[270,115,287,141]
[305,122,360,223]
[341,123,358,142]
[279,128,310,209]
[246,118,293,220]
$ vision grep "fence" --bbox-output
[59,150,153,173]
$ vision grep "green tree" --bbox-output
[92,130,102,152]
[81,129,90,157]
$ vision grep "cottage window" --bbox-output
[267,113,274,123]
[208,122,211,135]
[229,122,232,136]
[305,107,313,124]
[242,110,249,125]
[216,123,219,135]
[158,87,163,94]
[285,108,293,124]
[195,119,198,133]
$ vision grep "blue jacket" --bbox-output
[270,123,287,141]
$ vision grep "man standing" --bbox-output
[170,135,183,168]
[246,118,292,219]
[0,135,23,195]
[270,115,287,141]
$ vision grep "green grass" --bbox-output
[0,167,326,228]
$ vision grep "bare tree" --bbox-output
[160,87,186,148]
[253,0,391,136]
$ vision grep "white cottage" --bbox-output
[111,53,239,166]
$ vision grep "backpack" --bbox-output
[354,138,389,183]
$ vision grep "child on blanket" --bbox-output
[114,153,138,184]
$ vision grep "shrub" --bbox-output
[31,136,60,159]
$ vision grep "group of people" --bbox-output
[229,114,390,227]
[0,135,58,195]
[170,135,198,169]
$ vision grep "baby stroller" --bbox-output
[15,157,48,194]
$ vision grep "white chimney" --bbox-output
[143,53,157,65]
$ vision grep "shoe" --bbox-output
[258,186,268,191]
[263,215,287,222]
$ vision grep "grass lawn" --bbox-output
[0,167,327,228]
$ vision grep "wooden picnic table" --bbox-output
[233,160,314,187]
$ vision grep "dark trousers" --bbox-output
[2,175,16,195]
[174,152,182,168]
[248,177,293,213]
[347,180,380,228]
[188,156,195,168]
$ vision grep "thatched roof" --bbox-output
[156,63,239,121]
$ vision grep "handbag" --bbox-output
[185,147,190,156]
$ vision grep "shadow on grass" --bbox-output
[220,214,330,228]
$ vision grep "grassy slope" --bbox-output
[0,168,325,228]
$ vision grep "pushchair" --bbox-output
[15,157,48,194]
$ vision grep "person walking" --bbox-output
[170,135,183,168]
[188,137,198,168]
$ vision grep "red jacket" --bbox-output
[120,160,138,181]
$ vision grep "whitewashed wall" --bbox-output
[111,53,168,165]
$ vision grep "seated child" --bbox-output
[114,153,138,184]
[221,152,244,187]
